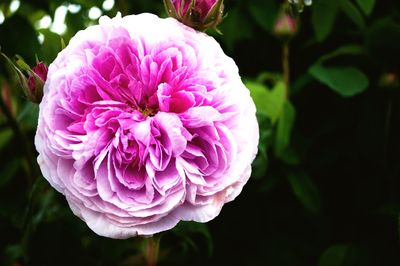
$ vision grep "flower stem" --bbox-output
[144,235,160,266]
[282,41,290,98]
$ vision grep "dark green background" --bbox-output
[0,0,399,265]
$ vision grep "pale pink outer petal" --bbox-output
[67,197,181,238]
[172,82,259,223]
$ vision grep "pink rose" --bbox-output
[35,13,258,239]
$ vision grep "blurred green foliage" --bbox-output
[0,0,400,265]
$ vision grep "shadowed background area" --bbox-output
[0,0,400,265]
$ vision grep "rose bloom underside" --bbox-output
[35,13,258,239]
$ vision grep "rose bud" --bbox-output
[274,12,298,40]
[1,53,47,104]
[164,0,224,31]
[379,72,399,89]
[26,62,48,103]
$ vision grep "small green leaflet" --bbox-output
[245,80,286,124]
[355,0,375,16]
[309,64,369,97]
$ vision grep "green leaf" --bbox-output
[275,101,295,157]
[0,128,13,150]
[245,80,286,124]
[163,0,178,17]
[1,52,29,90]
[312,0,339,41]
[279,148,301,166]
[340,0,365,29]
[252,155,268,180]
[252,117,273,179]
[17,102,39,129]
[355,0,375,15]
[317,44,364,63]
[292,73,313,95]
[61,38,66,50]
[248,0,278,32]
[309,64,369,97]
[14,55,31,71]
[288,172,321,214]
[318,245,350,266]
[252,129,271,179]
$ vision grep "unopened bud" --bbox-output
[26,62,47,103]
[164,0,224,31]
[1,53,47,103]
[274,12,298,40]
[379,72,399,89]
